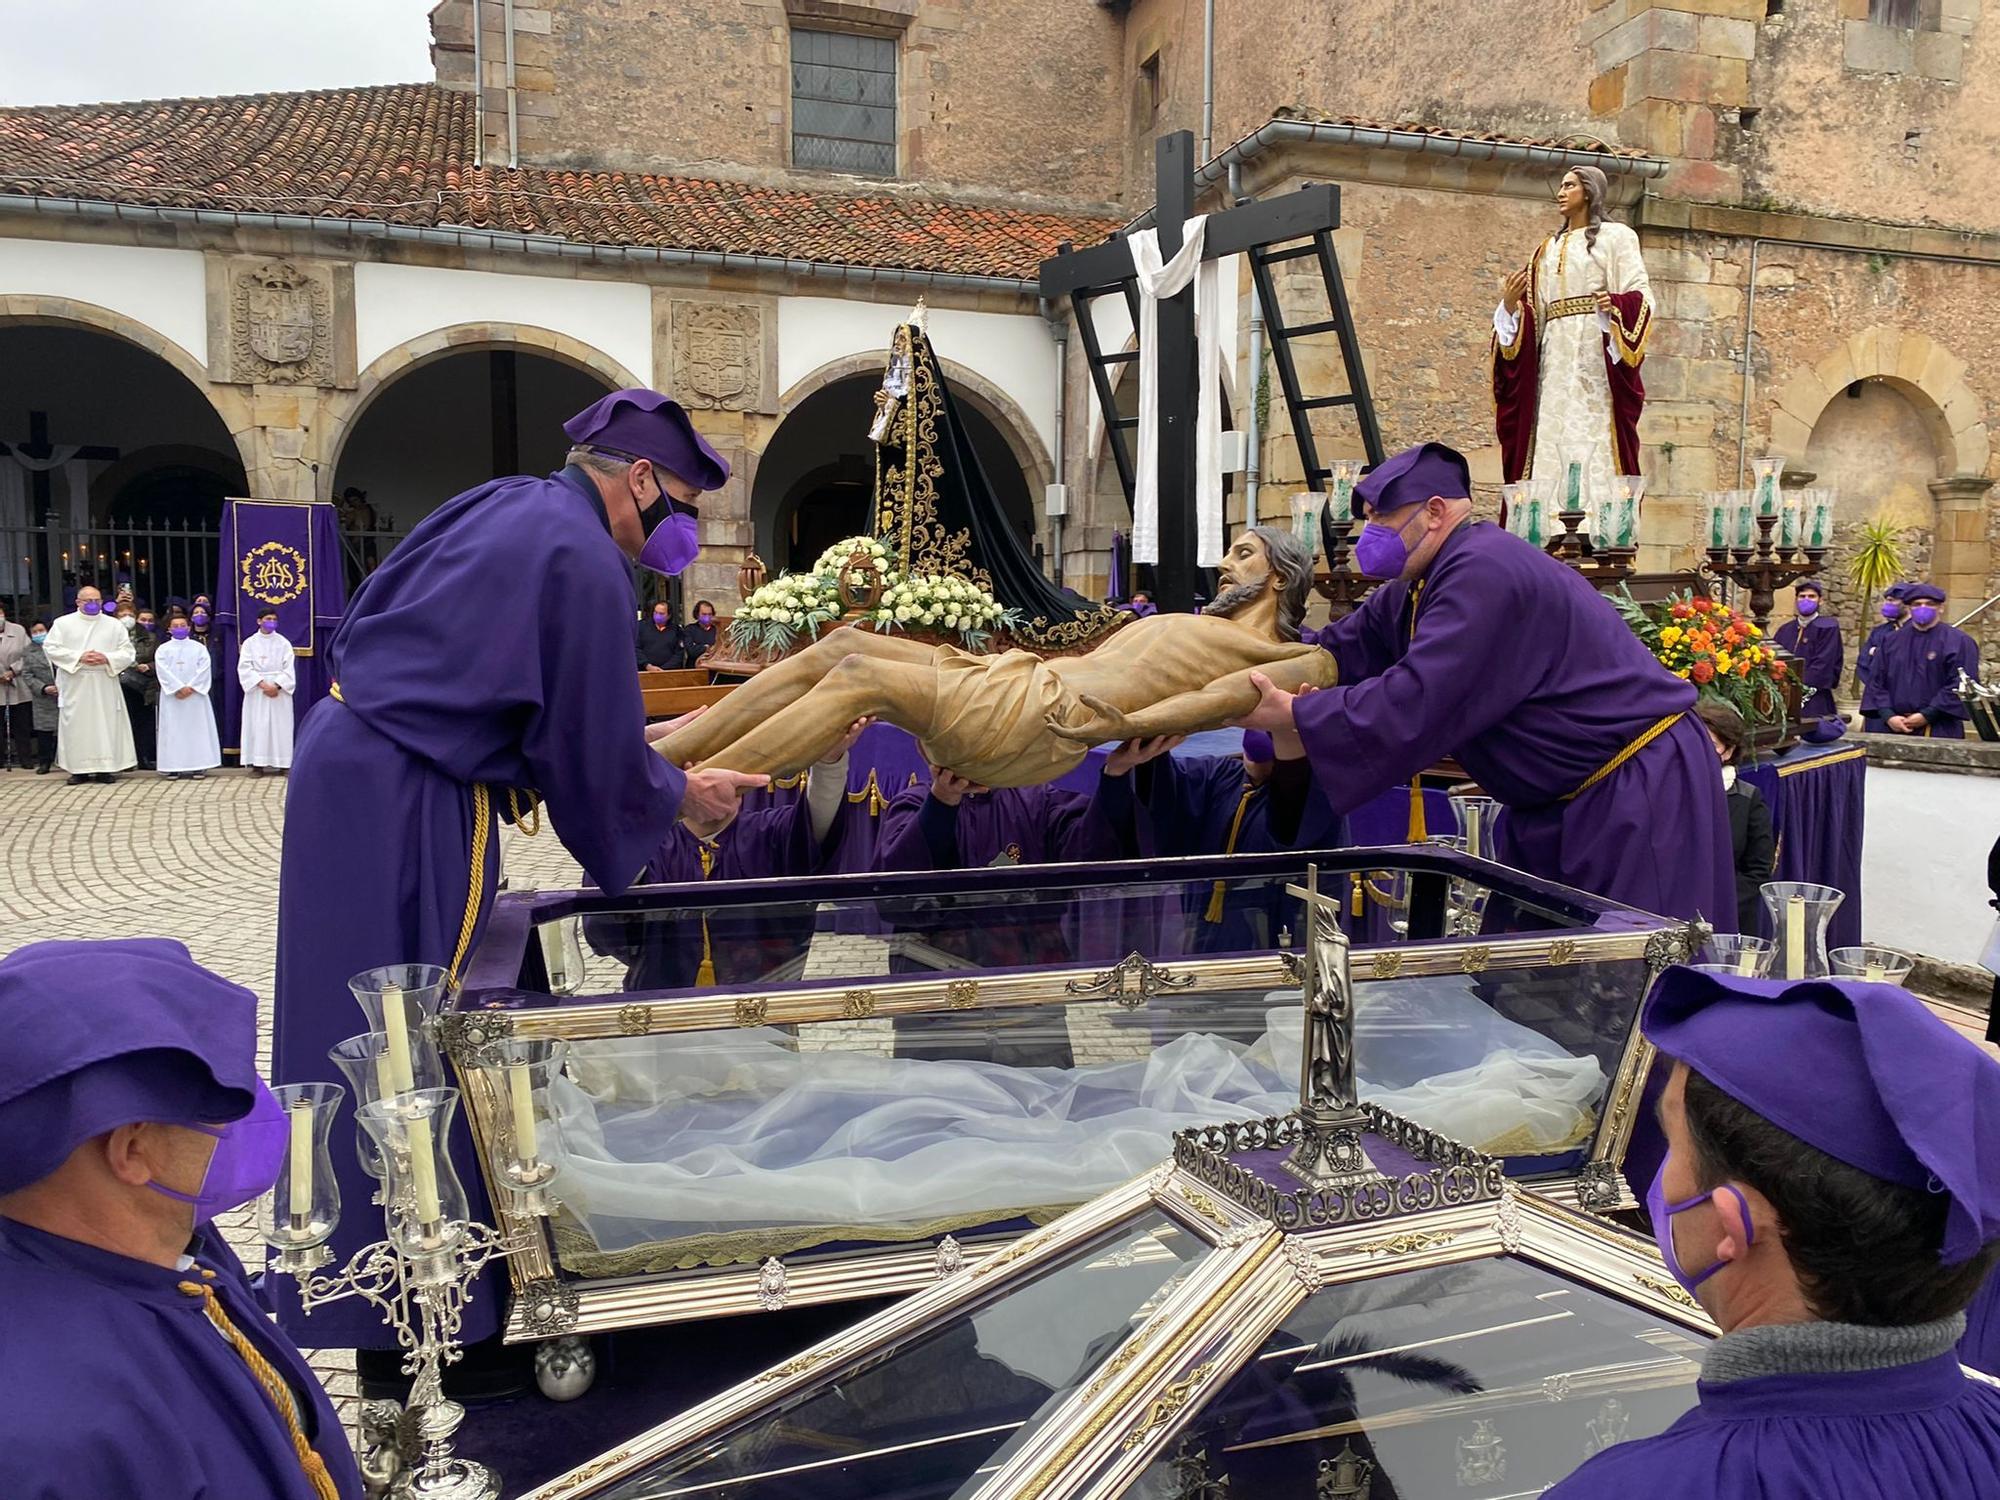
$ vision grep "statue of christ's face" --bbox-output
[1216,532,1271,591]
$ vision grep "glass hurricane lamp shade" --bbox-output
[1291,492,1328,547]
[1759,881,1846,981]
[1500,482,1527,540]
[348,964,451,1096]
[1829,945,1917,984]
[1560,448,1592,513]
[1731,489,1756,550]
[1751,456,1784,516]
[1328,458,1362,516]
[1611,475,1645,549]
[329,1030,448,1185]
[468,1038,570,1215]
[266,1082,344,1272]
[1704,492,1729,552]
[1448,795,1503,862]
[356,1088,473,1264]
[1698,933,1774,977]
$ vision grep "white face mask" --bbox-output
[1721,764,1737,791]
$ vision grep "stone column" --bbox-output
[1929,472,1996,623]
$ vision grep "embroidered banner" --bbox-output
[214,498,347,753]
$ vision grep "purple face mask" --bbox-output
[169,624,191,640]
[1353,509,1423,579]
[79,600,101,616]
[1795,596,1819,616]
[1910,604,1940,627]
[638,510,701,579]
[146,1079,288,1221]
[1646,1158,1754,1295]
[1880,601,1902,620]
[257,619,277,634]
[191,611,209,626]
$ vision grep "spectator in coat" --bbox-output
[0,599,29,770]
[19,621,58,774]
[1695,699,1776,936]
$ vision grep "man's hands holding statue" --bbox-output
[649,704,772,827]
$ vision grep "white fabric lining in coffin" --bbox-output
[550,977,1607,1252]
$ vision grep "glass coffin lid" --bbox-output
[445,850,1693,1338]
[519,889,1713,1500]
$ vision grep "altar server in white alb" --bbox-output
[42,585,135,785]
[153,613,221,779]
[237,607,296,773]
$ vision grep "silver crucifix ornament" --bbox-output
[1281,865,1384,1189]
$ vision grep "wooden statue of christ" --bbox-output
[653,527,1335,784]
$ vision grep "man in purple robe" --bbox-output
[272,390,764,1355]
[0,939,364,1500]
[1870,581,1980,738]
[1545,967,2000,1498]
[1131,728,1342,955]
[1855,583,1908,733]
[590,720,866,990]
[1773,581,1841,720]
[1235,442,1734,928]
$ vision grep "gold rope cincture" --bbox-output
[178,1270,339,1500]
[1560,711,1684,803]
[695,844,717,987]
[1204,781,1259,924]
[1405,580,1430,842]
[446,783,493,990]
[507,787,542,837]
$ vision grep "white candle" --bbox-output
[1735,950,1757,977]
[287,1101,313,1220]
[405,1112,443,1226]
[1466,804,1482,858]
[1864,963,1886,982]
[382,983,415,1094]
[507,1062,539,1162]
[372,1042,395,1103]
[1785,896,1807,980]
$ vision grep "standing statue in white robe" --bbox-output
[237,615,296,772]
[42,590,135,781]
[154,625,220,777]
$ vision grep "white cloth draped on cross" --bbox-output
[1125,215,1224,569]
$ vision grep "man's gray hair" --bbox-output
[1247,523,1314,640]
[565,444,632,479]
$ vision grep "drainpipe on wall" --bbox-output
[503,0,521,169]
[1043,298,1068,589]
[471,0,485,168]
[1200,0,1216,163]
[1229,162,1263,519]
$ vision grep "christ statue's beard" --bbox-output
[1203,577,1268,618]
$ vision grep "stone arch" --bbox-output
[320,323,642,492]
[777,350,1055,496]
[0,294,255,476]
[1767,326,1988,480]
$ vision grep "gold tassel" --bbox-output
[696,844,717,987]
[1204,784,1258,924]
[1350,873,1365,917]
[1406,778,1428,842]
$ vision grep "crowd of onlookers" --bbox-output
[635,597,720,672]
[0,587,295,784]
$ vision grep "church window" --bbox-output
[791,28,898,177]
[1867,0,1925,29]
[1140,51,1163,118]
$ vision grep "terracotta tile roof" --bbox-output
[1272,105,1657,163]
[0,82,1120,279]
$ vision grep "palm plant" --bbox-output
[1847,513,1905,688]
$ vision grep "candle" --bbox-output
[381,983,415,1094]
[1708,495,1725,550]
[1864,962,1885,982]
[373,1042,395,1103]
[405,1112,444,1227]
[1785,896,1807,980]
[287,1101,313,1222]
[1465,804,1482,858]
[1565,460,1582,512]
[1735,950,1757,977]
[508,1062,539,1161]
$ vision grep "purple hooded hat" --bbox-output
[563,389,730,492]
[0,939,261,1195]
[1351,442,1472,518]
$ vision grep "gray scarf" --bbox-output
[1701,1313,1966,1385]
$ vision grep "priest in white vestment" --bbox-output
[154,618,220,778]
[42,587,136,783]
[237,609,296,772]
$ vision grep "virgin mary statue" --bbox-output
[1491,165,1652,501]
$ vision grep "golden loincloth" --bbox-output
[916,646,1096,787]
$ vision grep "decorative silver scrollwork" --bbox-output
[1064,951,1198,1009]
[516,1277,581,1338]
[433,1009,516,1063]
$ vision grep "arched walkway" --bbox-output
[1768,327,1987,480]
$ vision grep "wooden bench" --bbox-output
[640,668,710,688]
[640,680,735,720]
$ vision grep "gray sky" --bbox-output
[0,1,436,107]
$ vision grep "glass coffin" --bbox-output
[444,848,1695,1337]
[516,887,1713,1500]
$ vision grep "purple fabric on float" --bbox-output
[1295,521,1734,928]
[1735,740,1864,950]
[271,467,686,1348]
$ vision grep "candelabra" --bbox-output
[1701,460,1831,633]
[271,968,572,1500]
[1504,457,1643,594]
[1309,460,1378,618]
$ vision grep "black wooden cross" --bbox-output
[3,410,119,521]
[1040,130,1384,611]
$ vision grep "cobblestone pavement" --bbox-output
[0,765,561,1430]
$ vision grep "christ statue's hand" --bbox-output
[1102,734,1184,776]
[1045,694,1133,745]
[1230,671,1299,733]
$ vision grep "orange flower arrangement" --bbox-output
[1616,588,1790,734]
